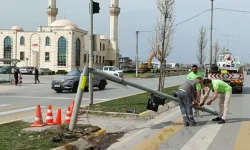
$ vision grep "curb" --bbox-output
[51,129,106,150]
[79,101,179,120]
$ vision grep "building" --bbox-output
[0,0,120,72]
[119,57,133,68]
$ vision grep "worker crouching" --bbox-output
[176,77,203,127]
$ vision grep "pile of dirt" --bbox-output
[46,124,125,149]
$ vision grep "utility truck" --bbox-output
[204,50,244,93]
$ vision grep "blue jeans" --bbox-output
[177,90,195,124]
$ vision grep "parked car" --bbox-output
[103,66,124,77]
[247,69,250,75]
[51,68,107,93]
[19,66,35,74]
[32,68,53,75]
[0,66,15,74]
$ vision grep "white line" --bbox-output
[180,121,223,150]
[0,106,45,116]
[0,95,107,101]
[0,104,11,107]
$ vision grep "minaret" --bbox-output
[109,0,120,66]
[47,0,58,26]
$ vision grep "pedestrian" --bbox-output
[34,67,40,84]
[14,68,19,86]
[176,77,203,127]
[201,79,232,124]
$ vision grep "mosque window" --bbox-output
[4,36,12,64]
[84,54,87,63]
[103,56,105,63]
[96,55,98,63]
[45,52,50,61]
[20,36,25,45]
[58,37,67,66]
[88,54,89,63]
[103,44,105,51]
[100,43,102,51]
[20,52,25,61]
[99,56,101,63]
[45,37,51,46]
[75,38,81,67]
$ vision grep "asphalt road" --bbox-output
[0,74,186,124]
[107,73,250,150]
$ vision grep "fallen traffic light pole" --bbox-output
[69,66,219,131]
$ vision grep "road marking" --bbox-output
[0,105,25,112]
[0,106,45,116]
[130,118,183,150]
[0,104,10,107]
[109,109,180,150]
[0,95,107,101]
[180,121,223,150]
[233,121,250,150]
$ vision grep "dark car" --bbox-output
[247,69,250,75]
[51,68,107,93]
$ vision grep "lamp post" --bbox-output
[221,34,234,49]
[209,0,214,67]
[135,30,153,77]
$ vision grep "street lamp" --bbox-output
[221,33,234,49]
[135,30,153,77]
[209,0,214,67]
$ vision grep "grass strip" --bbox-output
[0,121,76,150]
[86,85,179,114]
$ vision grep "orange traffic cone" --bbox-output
[55,109,62,125]
[64,106,71,123]
[31,105,46,127]
[46,105,56,125]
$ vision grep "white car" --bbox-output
[32,68,53,75]
[103,66,124,77]
[19,67,35,74]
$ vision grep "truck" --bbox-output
[204,50,244,93]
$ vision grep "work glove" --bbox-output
[207,100,213,105]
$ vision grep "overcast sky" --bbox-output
[0,0,249,64]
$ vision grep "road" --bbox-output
[106,73,250,150]
[0,74,186,124]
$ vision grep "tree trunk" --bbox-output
[158,59,164,92]
[161,60,166,89]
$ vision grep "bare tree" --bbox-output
[213,41,220,63]
[221,45,227,54]
[149,0,175,92]
[197,25,207,66]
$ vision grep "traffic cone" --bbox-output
[46,105,56,125]
[31,105,46,127]
[64,106,71,123]
[55,109,62,125]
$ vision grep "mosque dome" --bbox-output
[64,25,76,30]
[11,26,24,31]
[100,35,107,39]
[50,20,79,28]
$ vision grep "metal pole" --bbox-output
[227,36,228,49]
[89,0,94,105]
[209,0,214,67]
[136,31,139,78]
[69,67,89,131]
[90,68,219,116]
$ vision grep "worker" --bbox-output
[187,64,203,80]
[176,77,203,127]
[200,79,232,124]
[187,64,203,116]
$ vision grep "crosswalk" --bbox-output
[130,114,250,150]
[0,104,62,124]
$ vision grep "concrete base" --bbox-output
[22,125,54,133]
[51,139,90,150]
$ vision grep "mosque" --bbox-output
[0,0,120,72]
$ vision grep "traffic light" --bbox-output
[89,1,100,14]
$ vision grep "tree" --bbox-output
[197,25,207,66]
[221,45,227,54]
[213,41,220,63]
[149,0,175,92]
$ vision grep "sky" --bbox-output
[0,0,250,64]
